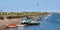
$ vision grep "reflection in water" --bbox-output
[17,27,24,30]
[57,19,60,21]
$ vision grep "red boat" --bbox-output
[6,23,17,28]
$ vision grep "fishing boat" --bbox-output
[29,21,40,25]
[21,19,40,25]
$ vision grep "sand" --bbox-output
[0,18,20,29]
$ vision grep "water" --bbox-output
[6,13,60,30]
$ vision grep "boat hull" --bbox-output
[21,22,40,25]
[7,26,17,28]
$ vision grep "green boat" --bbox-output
[21,19,40,25]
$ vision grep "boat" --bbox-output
[6,23,17,28]
[17,24,25,27]
[29,21,40,25]
[21,19,40,25]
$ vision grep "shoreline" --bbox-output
[0,19,20,28]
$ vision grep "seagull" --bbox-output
[36,4,39,6]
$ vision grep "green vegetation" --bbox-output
[0,12,49,19]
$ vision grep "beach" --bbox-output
[0,18,20,28]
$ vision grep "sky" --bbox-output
[0,0,60,12]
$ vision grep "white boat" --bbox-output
[17,24,25,27]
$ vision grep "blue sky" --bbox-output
[0,0,60,12]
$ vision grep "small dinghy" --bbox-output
[6,23,17,28]
[17,24,25,27]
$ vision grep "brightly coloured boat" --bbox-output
[6,23,17,28]
[21,19,40,25]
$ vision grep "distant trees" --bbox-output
[0,12,49,17]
